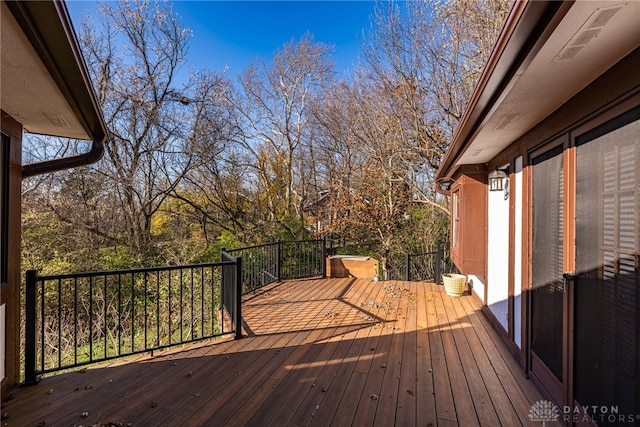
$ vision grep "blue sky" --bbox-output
[66,1,378,76]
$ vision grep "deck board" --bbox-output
[427,284,458,424]
[375,282,411,427]
[441,290,499,426]
[450,292,523,426]
[288,279,373,427]
[457,295,543,425]
[433,285,479,427]
[1,278,555,426]
[312,279,388,427]
[395,283,418,427]
[415,281,437,427]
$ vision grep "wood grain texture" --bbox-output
[1,278,557,426]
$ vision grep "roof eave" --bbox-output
[5,0,108,177]
[435,0,571,182]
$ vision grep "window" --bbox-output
[452,190,459,247]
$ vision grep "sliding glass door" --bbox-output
[529,106,640,424]
[574,108,640,424]
[530,144,566,403]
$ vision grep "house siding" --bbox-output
[483,48,640,413]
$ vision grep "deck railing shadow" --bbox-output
[6,279,543,427]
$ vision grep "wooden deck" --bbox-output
[2,278,550,426]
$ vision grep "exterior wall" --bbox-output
[0,111,22,396]
[485,48,640,403]
[478,157,524,349]
[468,274,485,304]
[486,172,510,333]
[449,47,640,372]
[450,168,487,276]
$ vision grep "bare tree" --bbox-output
[231,33,335,238]
[365,0,510,137]
[361,0,511,207]
[21,0,511,272]
[307,0,509,261]
[77,0,230,262]
[308,73,415,264]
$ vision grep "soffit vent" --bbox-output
[44,112,71,128]
[553,4,623,62]
[493,114,518,131]
[588,6,622,28]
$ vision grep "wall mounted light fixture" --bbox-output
[489,166,510,200]
[488,167,507,192]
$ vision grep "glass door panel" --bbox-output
[574,108,640,423]
[531,145,565,387]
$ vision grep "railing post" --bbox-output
[276,241,282,281]
[220,248,226,310]
[234,256,243,339]
[405,254,410,281]
[24,269,38,385]
[321,238,327,278]
[435,240,443,285]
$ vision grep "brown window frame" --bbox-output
[0,132,8,285]
[452,189,460,248]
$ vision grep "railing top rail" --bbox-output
[225,239,323,253]
[407,250,438,257]
[221,251,237,261]
[225,242,274,252]
[33,260,236,281]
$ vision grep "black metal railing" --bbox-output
[224,239,325,294]
[24,257,241,384]
[221,251,243,341]
[25,236,452,384]
[389,241,456,283]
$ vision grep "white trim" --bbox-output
[514,157,523,348]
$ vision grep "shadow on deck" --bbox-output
[1,278,552,426]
